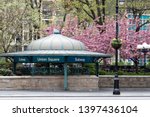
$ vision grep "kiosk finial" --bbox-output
[53,29,61,34]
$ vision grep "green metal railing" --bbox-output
[20,67,90,75]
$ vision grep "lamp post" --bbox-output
[137,43,150,70]
[111,0,125,95]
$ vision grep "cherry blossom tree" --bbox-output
[46,15,150,68]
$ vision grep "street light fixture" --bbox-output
[112,0,125,95]
[137,42,150,69]
[119,0,125,5]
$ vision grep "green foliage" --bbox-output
[0,68,12,76]
[126,0,150,10]
[83,63,150,75]
[117,70,124,75]
[61,0,114,25]
[147,60,150,67]
[0,59,13,76]
[84,63,96,75]
[112,60,131,66]
[98,70,150,75]
[0,59,12,69]
[111,62,123,66]
[99,70,107,75]
[0,0,41,52]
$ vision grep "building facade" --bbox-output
[128,14,150,31]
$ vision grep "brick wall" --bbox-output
[0,75,99,91]
[0,75,150,91]
[98,75,150,88]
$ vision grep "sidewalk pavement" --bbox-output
[0,88,150,100]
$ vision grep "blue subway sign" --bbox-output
[67,56,94,63]
[14,56,98,63]
[32,56,64,63]
[14,57,30,63]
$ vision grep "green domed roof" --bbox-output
[0,30,112,60]
[27,33,86,51]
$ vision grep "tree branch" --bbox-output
[83,8,95,19]
[136,20,150,32]
[78,0,87,4]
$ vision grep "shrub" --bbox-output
[0,60,12,69]
[84,63,96,75]
[99,70,106,75]
[118,70,124,75]
[0,68,13,76]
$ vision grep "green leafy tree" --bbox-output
[126,0,150,32]
[61,0,108,25]
[0,0,28,52]
[0,0,40,53]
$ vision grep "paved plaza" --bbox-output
[0,88,150,100]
